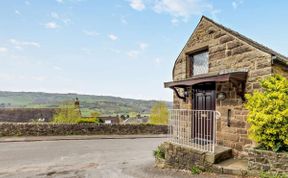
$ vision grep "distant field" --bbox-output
[0,91,172,116]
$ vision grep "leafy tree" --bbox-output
[52,102,82,124]
[149,102,168,125]
[128,112,138,118]
[245,74,288,152]
[120,115,126,120]
[90,111,100,118]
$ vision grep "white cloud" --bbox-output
[50,12,72,25]
[15,10,21,15]
[153,0,214,19]
[232,0,243,9]
[155,57,161,64]
[130,0,145,11]
[128,0,219,24]
[9,39,40,48]
[51,12,60,19]
[53,66,62,71]
[110,48,121,53]
[127,50,139,58]
[139,43,148,50]
[171,18,179,25]
[83,30,100,37]
[108,34,118,41]
[0,74,13,80]
[127,42,148,58]
[0,47,8,53]
[31,76,47,81]
[45,22,60,29]
[56,0,85,4]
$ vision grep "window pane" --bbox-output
[193,51,208,75]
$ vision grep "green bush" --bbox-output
[153,146,165,159]
[260,171,288,178]
[245,74,288,152]
[77,118,100,124]
[190,166,202,175]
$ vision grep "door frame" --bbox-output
[191,82,216,142]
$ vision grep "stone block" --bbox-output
[250,67,272,78]
[210,50,226,60]
[219,35,234,44]
[213,31,226,39]
[230,120,246,128]
[231,46,252,55]
[256,61,271,69]
[226,40,242,50]
[209,44,226,54]
[223,133,239,142]
[237,129,247,135]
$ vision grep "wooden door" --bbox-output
[192,82,215,142]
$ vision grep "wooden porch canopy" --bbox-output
[164,70,248,100]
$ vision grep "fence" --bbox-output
[168,109,220,152]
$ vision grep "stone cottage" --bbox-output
[164,16,288,158]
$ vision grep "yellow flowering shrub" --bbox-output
[245,75,288,152]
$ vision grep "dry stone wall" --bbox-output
[0,123,168,137]
[246,148,288,174]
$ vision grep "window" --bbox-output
[190,51,209,76]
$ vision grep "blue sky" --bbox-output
[0,0,288,101]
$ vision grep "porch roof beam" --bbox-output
[164,71,247,88]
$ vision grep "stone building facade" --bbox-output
[165,16,288,157]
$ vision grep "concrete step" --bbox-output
[212,158,249,176]
[206,145,233,164]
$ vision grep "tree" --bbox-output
[120,115,126,120]
[90,111,100,119]
[245,74,288,151]
[149,102,169,125]
[52,102,82,124]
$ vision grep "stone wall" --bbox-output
[0,123,167,137]
[246,148,288,174]
[157,142,212,170]
[273,63,288,78]
[0,108,56,122]
[172,17,274,156]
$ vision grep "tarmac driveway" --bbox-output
[0,137,239,178]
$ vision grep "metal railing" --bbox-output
[168,109,220,153]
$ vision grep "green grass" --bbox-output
[190,166,202,175]
[153,147,165,159]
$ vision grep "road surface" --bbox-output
[0,137,238,178]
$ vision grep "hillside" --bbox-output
[0,91,172,116]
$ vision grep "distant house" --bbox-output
[98,116,120,124]
[122,116,149,125]
[164,16,288,156]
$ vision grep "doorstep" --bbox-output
[212,158,250,176]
